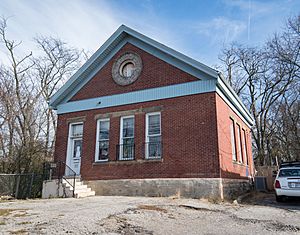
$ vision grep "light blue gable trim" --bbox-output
[49,25,219,108]
[56,80,216,114]
[61,38,129,105]
[49,32,128,108]
[56,36,216,107]
[127,37,213,80]
[216,76,253,127]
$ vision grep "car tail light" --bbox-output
[275,180,281,189]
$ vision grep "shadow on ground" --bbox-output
[242,191,300,211]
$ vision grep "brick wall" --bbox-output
[215,94,254,179]
[70,43,198,101]
[54,92,221,180]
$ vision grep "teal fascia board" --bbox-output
[49,25,219,108]
[56,80,216,114]
[216,76,254,127]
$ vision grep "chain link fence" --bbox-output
[0,173,44,199]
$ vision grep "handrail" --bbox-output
[45,161,76,197]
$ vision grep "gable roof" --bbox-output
[49,25,254,126]
[49,25,219,108]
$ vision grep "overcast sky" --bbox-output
[0,0,299,67]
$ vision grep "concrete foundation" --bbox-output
[85,178,251,200]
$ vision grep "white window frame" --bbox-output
[145,112,161,159]
[236,124,243,163]
[95,118,110,162]
[230,118,237,161]
[242,129,248,165]
[119,115,135,160]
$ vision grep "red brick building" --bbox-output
[50,25,254,199]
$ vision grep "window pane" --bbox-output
[123,138,134,146]
[230,120,237,161]
[122,138,134,159]
[243,130,248,165]
[148,136,161,158]
[99,120,109,140]
[122,117,134,138]
[148,114,160,135]
[237,124,243,163]
[149,136,161,143]
[99,140,109,161]
[73,139,82,158]
[72,124,83,136]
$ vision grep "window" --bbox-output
[146,112,161,159]
[69,123,83,160]
[242,129,248,165]
[230,119,237,161]
[236,124,243,163]
[279,169,300,177]
[95,119,110,162]
[119,116,135,160]
[71,123,83,137]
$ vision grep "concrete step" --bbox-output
[62,178,95,198]
[64,184,88,191]
[62,180,83,187]
[75,190,95,198]
[74,187,92,193]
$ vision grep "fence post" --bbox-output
[15,174,20,199]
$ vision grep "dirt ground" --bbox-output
[0,194,299,235]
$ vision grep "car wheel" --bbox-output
[276,195,283,202]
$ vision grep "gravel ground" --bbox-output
[0,195,299,235]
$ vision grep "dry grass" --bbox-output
[17,221,32,225]
[13,213,28,218]
[0,220,6,225]
[0,209,15,217]
[9,229,28,234]
[137,205,167,213]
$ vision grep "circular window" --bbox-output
[120,62,135,78]
[112,52,142,86]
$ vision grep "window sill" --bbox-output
[232,161,248,167]
[94,160,109,164]
[93,158,163,166]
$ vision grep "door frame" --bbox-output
[66,122,83,176]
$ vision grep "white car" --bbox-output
[274,162,300,202]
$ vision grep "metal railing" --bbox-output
[145,141,162,159]
[44,161,76,197]
[116,144,135,161]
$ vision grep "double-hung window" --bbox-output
[236,124,243,163]
[119,116,135,160]
[146,112,161,159]
[230,118,237,161]
[242,129,248,165]
[95,119,110,162]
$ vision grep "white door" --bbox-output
[66,123,83,176]
[70,138,82,175]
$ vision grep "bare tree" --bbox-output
[0,17,83,173]
[218,15,300,165]
[33,36,82,160]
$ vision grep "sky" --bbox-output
[0,0,299,67]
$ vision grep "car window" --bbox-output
[279,169,300,177]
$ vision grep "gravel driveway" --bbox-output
[0,195,299,234]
